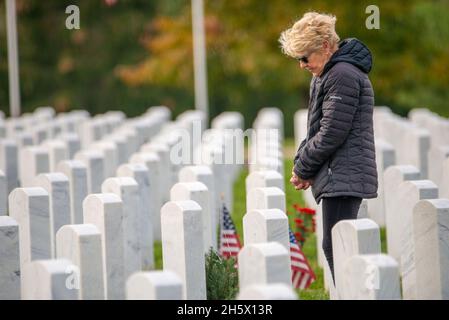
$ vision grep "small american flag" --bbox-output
[289,229,316,289]
[219,203,242,258]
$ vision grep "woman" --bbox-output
[279,12,378,283]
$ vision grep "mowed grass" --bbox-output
[153,138,387,299]
[231,156,329,300]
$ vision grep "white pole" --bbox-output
[6,0,21,117]
[191,0,209,124]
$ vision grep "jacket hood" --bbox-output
[322,38,373,75]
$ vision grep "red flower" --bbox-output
[294,218,304,226]
[291,204,316,244]
[303,208,316,215]
[292,204,316,215]
[297,234,305,242]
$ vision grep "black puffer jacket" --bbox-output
[293,38,378,204]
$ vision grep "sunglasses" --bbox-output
[296,55,309,64]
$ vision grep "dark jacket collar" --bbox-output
[321,38,373,77]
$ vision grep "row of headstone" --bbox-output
[94,109,246,299]
[294,106,449,299]
[0,106,169,206]
[374,107,430,178]
[329,162,449,299]
[196,112,245,211]
[236,109,297,299]
[383,164,449,299]
[249,108,284,176]
[211,111,245,190]
[0,105,177,299]
[332,218,401,299]
[70,107,215,299]
[153,110,249,299]
[408,108,449,198]
[158,186,297,300]
[102,109,244,299]
[370,106,449,225]
[6,103,231,298]
[325,155,449,300]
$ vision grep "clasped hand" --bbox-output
[290,168,313,190]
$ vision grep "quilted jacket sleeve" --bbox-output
[293,139,307,166]
[294,64,361,180]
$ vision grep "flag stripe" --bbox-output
[289,229,316,290]
[299,273,311,289]
[219,203,242,261]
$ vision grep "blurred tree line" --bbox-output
[0,0,448,137]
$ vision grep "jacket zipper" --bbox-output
[328,157,334,192]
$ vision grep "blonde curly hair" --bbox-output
[279,12,340,58]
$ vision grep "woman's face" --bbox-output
[298,49,329,76]
[297,42,333,77]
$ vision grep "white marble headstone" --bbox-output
[126,271,183,300]
[384,165,420,261]
[367,139,395,226]
[142,142,171,203]
[33,173,71,258]
[161,200,206,300]
[42,140,69,172]
[427,146,449,191]
[442,157,449,199]
[0,216,20,299]
[397,180,438,300]
[130,152,162,241]
[413,199,449,299]
[56,224,105,300]
[343,254,401,300]
[91,141,119,179]
[246,187,286,213]
[237,283,297,300]
[106,135,129,165]
[178,165,217,249]
[245,170,284,194]
[332,219,381,300]
[57,160,88,224]
[0,139,19,194]
[0,170,6,215]
[22,259,79,300]
[19,146,50,187]
[9,187,51,286]
[74,150,105,194]
[238,242,292,291]
[102,177,142,279]
[57,132,81,159]
[243,208,289,251]
[117,163,154,270]
[83,193,125,300]
[170,182,212,253]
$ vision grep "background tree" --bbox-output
[1,0,448,137]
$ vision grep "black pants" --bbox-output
[322,196,362,285]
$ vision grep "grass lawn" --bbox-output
[231,156,329,300]
[152,137,387,300]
